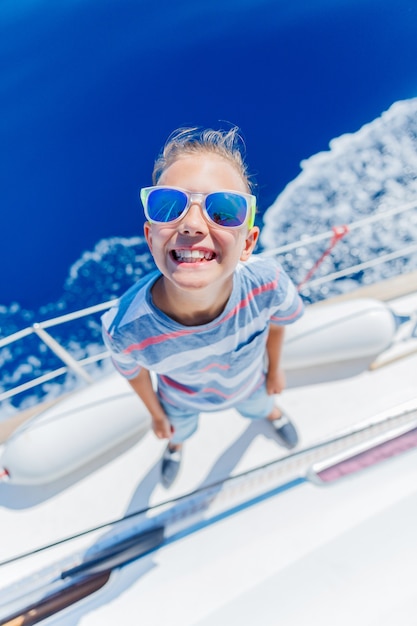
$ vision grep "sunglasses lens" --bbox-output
[146,188,188,223]
[205,192,248,227]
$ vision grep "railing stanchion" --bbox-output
[32,324,94,385]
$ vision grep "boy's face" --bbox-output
[144,154,259,297]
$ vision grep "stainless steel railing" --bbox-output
[0,300,118,403]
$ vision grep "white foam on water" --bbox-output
[261,98,417,297]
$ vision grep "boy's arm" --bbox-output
[265,324,286,395]
[127,368,172,439]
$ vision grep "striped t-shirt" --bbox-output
[101,256,304,413]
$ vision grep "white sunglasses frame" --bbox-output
[140,185,256,229]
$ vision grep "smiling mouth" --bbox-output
[171,249,216,263]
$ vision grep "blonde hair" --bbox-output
[152,126,255,193]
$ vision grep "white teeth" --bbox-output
[174,249,214,262]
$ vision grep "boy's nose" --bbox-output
[178,202,208,235]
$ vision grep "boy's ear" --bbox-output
[144,222,152,251]
[240,226,260,261]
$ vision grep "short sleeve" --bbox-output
[269,265,304,325]
[102,309,142,380]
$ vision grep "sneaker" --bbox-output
[161,444,182,488]
[270,414,299,449]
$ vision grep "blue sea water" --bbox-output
[1,0,417,415]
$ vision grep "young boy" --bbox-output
[102,127,304,488]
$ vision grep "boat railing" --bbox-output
[262,199,417,257]
[1,200,416,405]
[0,300,119,403]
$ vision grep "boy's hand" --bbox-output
[266,368,286,395]
[152,413,174,440]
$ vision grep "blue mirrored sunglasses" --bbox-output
[140,186,256,229]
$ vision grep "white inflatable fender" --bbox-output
[282,297,396,370]
[0,375,151,485]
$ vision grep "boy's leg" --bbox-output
[159,408,199,488]
[167,412,200,445]
[235,384,299,449]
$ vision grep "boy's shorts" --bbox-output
[160,382,275,445]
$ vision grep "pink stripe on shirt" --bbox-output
[122,271,280,356]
